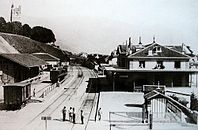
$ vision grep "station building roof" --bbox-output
[128,43,190,59]
[0,53,46,68]
[32,52,60,62]
[3,82,30,88]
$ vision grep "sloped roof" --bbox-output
[3,82,30,88]
[0,53,46,68]
[166,45,183,53]
[32,53,60,61]
[128,43,190,59]
[167,45,194,57]
[144,90,164,100]
[0,36,20,53]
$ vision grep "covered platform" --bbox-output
[104,67,198,92]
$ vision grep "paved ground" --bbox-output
[86,92,198,130]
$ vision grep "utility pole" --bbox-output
[10,4,14,22]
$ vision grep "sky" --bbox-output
[0,0,198,54]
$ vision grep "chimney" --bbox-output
[126,40,128,53]
[182,43,185,54]
[139,37,142,45]
[129,37,132,48]
[153,36,156,43]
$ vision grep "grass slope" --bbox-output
[0,33,70,61]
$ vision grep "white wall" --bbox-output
[145,61,156,69]
[163,62,173,69]
[109,58,117,65]
[129,61,133,69]
[129,61,139,69]
[47,61,59,66]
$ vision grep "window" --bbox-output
[152,48,156,54]
[174,61,181,69]
[156,46,161,52]
[154,61,165,69]
[139,61,145,68]
[152,46,162,55]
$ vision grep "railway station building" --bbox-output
[0,54,46,84]
[99,38,198,92]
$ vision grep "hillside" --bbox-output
[0,33,71,61]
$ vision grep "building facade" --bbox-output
[104,38,197,92]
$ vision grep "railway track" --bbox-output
[68,68,97,130]
[83,69,98,130]
[23,66,83,128]
[35,66,74,97]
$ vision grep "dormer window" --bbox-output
[148,50,153,56]
[156,46,162,52]
[153,46,162,55]
[147,46,162,56]
[153,48,156,54]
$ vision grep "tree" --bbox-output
[12,21,22,34]
[3,21,22,34]
[30,26,56,43]
[3,22,13,33]
[21,24,31,37]
[0,16,56,43]
[0,17,6,32]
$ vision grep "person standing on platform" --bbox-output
[69,107,73,122]
[98,108,102,121]
[73,107,76,124]
[80,110,84,124]
[62,106,66,121]
[33,88,36,97]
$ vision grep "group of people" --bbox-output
[62,106,102,124]
[62,106,84,124]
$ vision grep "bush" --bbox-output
[190,93,198,111]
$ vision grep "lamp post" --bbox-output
[112,72,116,91]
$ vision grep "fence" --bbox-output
[150,98,182,123]
[109,112,149,130]
[39,83,57,98]
[166,100,182,122]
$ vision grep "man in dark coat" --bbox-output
[80,110,84,124]
[62,106,66,121]
[72,107,75,124]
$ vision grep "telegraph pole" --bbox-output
[10,4,14,22]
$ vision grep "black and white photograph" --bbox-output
[0,0,198,130]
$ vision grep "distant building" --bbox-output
[0,54,46,84]
[10,4,21,22]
